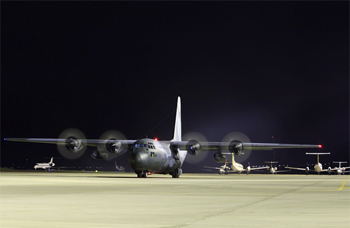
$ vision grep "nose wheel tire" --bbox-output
[142,172,148,178]
[136,171,148,178]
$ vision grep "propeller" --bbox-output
[57,128,86,160]
[97,130,127,161]
[221,132,251,163]
[183,132,208,164]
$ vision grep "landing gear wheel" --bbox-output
[172,168,182,178]
[142,172,148,178]
[136,171,142,178]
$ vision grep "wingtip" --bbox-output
[3,138,6,141]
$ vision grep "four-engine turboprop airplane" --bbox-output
[34,157,55,170]
[4,97,322,178]
[286,153,331,174]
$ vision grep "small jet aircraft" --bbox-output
[331,161,350,175]
[34,157,55,170]
[265,161,290,174]
[205,153,268,174]
[286,153,332,174]
[4,97,322,178]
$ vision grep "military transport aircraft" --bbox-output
[4,97,322,178]
[34,157,55,170]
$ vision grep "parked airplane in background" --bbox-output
[286,153,331,174]
[115,161,125,172]
[204,159,232,174]
[332,161,350,175]
[34,157,55,170]
[4,97,322,178]
[265,161,289,174]
[205,153,268,174]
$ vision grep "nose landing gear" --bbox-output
[136,171,148,178]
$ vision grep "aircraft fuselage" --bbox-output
[128,138,186,176]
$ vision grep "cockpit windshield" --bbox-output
[148,143,155,149]
[134,144,148,148]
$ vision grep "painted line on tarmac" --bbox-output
[338,176,349,191]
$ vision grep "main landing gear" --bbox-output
[171,168,182,178]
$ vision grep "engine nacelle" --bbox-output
[186,140,201,156]
[65,137,84,153]
[91,150,108,160]
[105,138,123,154]
[229,140,243,156]
[213,152,226,163]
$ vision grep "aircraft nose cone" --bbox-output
[134,153,143,164]
[132,152,149,170]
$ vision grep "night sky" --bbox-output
[1,2,349,172]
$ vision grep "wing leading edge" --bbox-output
[4,138,136,147]
[168,141,321,151]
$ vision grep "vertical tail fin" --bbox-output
[49,157,54,164]
[172,96,181,141]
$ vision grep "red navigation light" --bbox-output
[319,145,322,148]
[154,138,158,141]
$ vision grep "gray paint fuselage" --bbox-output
[128,138,182,174]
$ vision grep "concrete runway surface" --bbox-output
[1,172,349,228]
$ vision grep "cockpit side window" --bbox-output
[148,143,155,149]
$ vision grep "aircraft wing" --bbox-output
[5,138,320,150]
[250,167,269,171]
[170,141,321,151]
[203,166,221,170]
[275,170,291,173]
[285,167,307,171]
[4,138,136,146]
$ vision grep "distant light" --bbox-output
[154,138,158,141]
[319,145,322,148]
[3,138,6,141]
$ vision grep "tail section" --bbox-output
[306,152,330,164]
[49,157,54,164]
[172,96,181,141]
